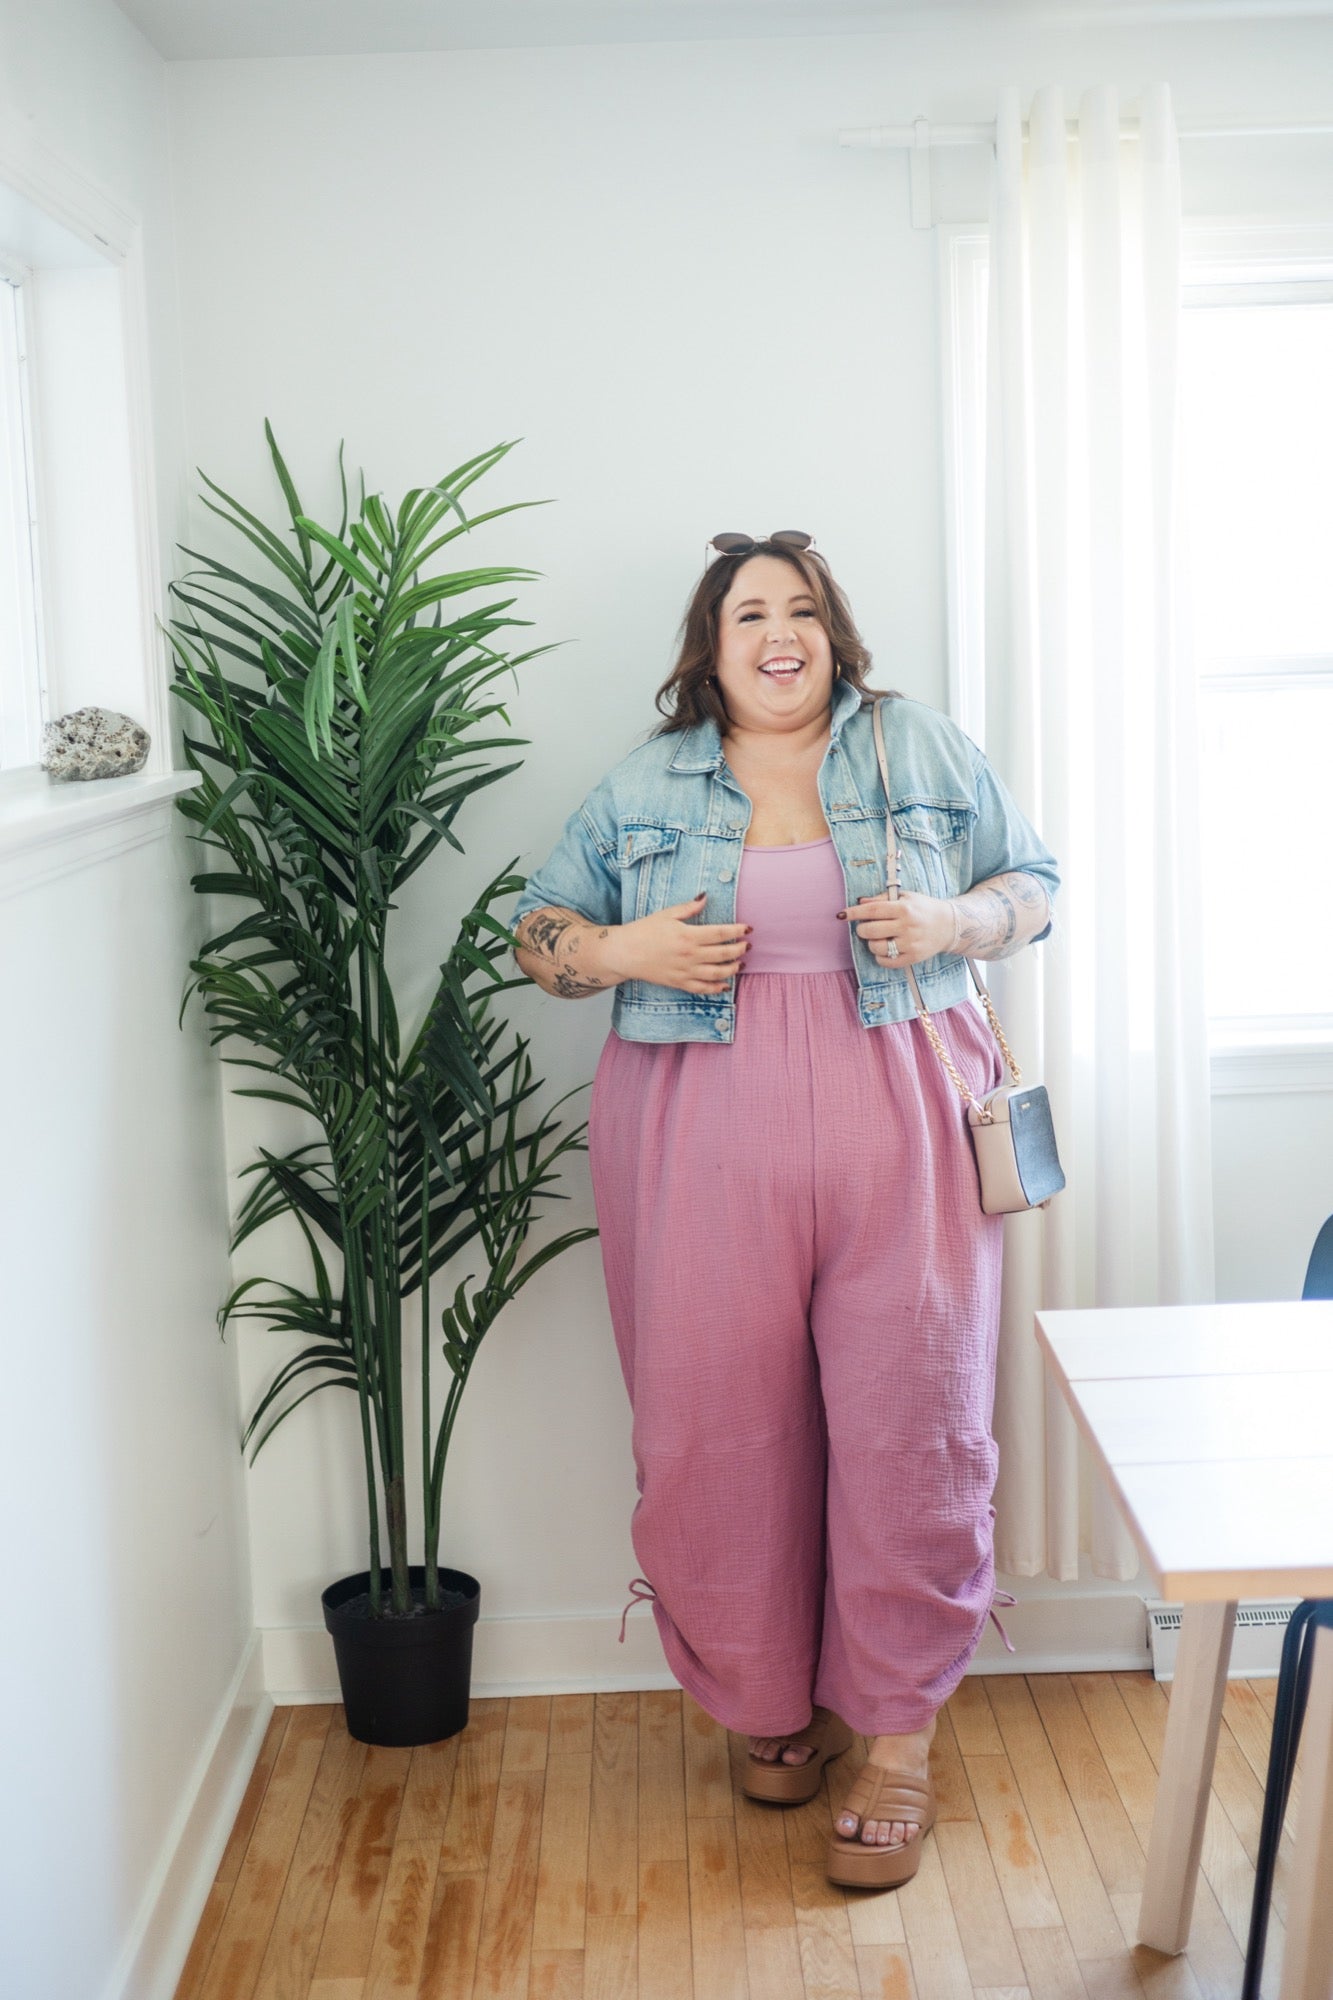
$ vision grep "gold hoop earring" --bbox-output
[834,663,842,679]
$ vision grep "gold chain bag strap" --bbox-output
[870,697,1065,1215]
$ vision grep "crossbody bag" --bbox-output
[870,697,1065,1215]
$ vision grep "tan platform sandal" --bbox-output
[825,1761,937,1888]
[742,1706,856,1804]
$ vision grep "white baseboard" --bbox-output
[102,1633,270,2000]
[964,1588,1153,1676]
[260,1586,1158,1704]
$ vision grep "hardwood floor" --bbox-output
[172,1672,1300,2000]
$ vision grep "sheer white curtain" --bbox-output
[982,83,1216,1582]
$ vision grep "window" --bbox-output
[1180,276,1333,1069]
[0,137,198,899]
[0,264,44,770]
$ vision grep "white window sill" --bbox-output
[0,763,203,901]
[1210,1029,1333,1096]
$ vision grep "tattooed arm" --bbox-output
[516,897,752,997]
[512,906,625,999]
[948,871,1051,959]
[845,869,1051,966]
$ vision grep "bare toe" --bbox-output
[751,1734,816,1766]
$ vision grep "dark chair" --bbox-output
[1240,1214,1333,2000]
[1303,1213,1333,1303]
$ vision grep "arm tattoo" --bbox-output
[513,906,611,998]
[950,871,1050,960]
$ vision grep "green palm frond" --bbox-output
[171,429,588,1618]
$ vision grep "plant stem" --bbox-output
[421,1165,438,1608]
[429,1323,478,1522]
[341,1219,384,1613]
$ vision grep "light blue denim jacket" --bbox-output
[507,679,1060,1043]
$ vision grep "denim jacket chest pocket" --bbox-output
[617,821,684,921]
[888,800,974,900]
[616,821,696,1011]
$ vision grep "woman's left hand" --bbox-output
[837,891,957,968]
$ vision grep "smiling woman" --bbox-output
[709,550,850,842]
[673,533,879,725]
[508,532,1059,1890]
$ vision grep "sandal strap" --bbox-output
[841,1762,933,1821]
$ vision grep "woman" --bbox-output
[508,534,1059,1890]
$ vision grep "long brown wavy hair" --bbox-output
[648,540,899,736]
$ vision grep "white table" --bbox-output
[1034,1300,1333,2000]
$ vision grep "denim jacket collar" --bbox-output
[666,675,865,775]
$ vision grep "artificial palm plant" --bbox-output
[168,425,594,1620]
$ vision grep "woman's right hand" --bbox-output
[612,893,752,994]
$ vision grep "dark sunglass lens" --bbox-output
[710,533,755,556]
[770,530,813,551]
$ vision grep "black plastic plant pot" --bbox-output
[321,1565,482,1746]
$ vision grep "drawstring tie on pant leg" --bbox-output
[618,1576,657,1644]
[988,1589,1017,1653]
[619,1577,1013,1650]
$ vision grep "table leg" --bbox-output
[1277,1618,1333,1999]
[1137,1599,1237,1954]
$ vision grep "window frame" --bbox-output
[0,258,46,771]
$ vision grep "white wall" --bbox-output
[0,7,252,2000]
[162,6,1333,1727]
[1,9,1329,1995]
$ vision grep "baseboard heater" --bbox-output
[1146,1598,1300,1681]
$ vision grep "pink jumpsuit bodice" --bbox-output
[731,836,854,973]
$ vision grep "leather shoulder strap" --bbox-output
[870,696,1022,1103]
[870,695,987,1005]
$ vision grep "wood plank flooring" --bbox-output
[173,1673,1302,2000]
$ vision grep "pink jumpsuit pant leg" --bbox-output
[588,1015,828,1736]
[807,994,1006,1733]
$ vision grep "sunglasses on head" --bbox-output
[706,530,816,562]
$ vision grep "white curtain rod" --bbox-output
[839,113,1333,229]
[839,118,1333,147]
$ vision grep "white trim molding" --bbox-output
[0,120,138,262]
[1210,1032,1333,1096]
[101,1634,269,2000]
[0,766,201,900]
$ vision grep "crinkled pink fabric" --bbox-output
[588,858,1007,1735]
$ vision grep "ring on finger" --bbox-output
[885,939,900,960]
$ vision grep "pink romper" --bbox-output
[589,835,1011,1735]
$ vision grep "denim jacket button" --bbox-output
[718,870,733,883]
